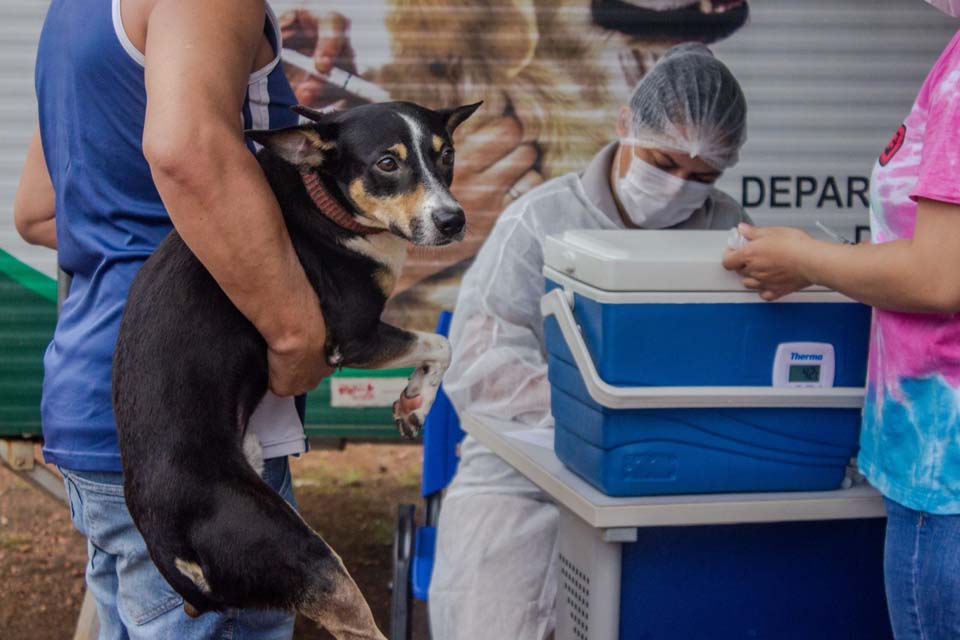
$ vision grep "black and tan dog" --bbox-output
[112,100,480,639]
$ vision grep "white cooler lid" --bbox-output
[544,229,827,293]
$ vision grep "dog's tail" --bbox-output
[297,551,388,640]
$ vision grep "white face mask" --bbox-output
[925,0,960,16]
[613,147,714,229]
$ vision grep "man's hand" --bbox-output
[279,10,359,108]
[266,288,335,396]
[722,224,815,301]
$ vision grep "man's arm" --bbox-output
[141,0,331,396]
[14,127,57,250]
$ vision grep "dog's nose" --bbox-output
[432,207,465,236]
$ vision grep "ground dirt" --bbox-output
[0,443,430,640]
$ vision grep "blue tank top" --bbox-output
[36,0,300,471]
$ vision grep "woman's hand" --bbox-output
[722,224,816,301]
[726,203,960,314]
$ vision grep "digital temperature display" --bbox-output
[773,343,835,388]
[789,364,822,383]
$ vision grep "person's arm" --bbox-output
[445,312,553,429]
[14,127,57,250]
[141,0,331,396]
[443,213,553,429]
[722,199,960,313]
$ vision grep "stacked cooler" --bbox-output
[541,230,871,497]
[541,230,891,640]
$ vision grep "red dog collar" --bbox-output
[300,171,385,236]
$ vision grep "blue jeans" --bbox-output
[62,458,297,640]
[884,497,960,640]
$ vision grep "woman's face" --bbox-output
[619,145,722,184]
[615,107,723,184]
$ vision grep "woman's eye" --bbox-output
[377,157,399,172]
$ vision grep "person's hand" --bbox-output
[450,116,541,241]
[722,224,816,301]
[265,287,336,396]
[279,10,359,109]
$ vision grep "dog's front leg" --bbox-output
[338,323,451,438]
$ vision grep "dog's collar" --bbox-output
[300,171,385,237]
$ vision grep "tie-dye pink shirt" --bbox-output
[860,30,960,514]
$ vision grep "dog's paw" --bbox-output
[393,399,424,439]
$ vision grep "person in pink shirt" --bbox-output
[724,2,960,637]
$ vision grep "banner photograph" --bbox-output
[270,0,953,331]
[0,0,954,429]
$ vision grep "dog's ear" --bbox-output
[291,104,335,123]
[245,123,337,167]
[437,102,483,135]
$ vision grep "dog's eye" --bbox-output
[440,147,454,166]
[376,157,399,173]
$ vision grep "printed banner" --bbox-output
[330,377,410,407]
[270,0,954,331]
[0,0,953,432]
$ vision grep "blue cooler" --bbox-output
[542,230,871,497]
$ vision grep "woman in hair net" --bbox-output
[429,43,749,640]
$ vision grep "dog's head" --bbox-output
[248,101,481,246]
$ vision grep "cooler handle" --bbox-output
[540,288,865,410]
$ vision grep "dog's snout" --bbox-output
[432,207,465,236]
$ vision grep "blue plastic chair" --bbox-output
[390,311,465,640]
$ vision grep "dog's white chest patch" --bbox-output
[342,235,408,293]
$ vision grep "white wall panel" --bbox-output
[713,0,956,238]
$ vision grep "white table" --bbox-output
[460,412,887,640]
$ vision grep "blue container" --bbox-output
[618,517,892,639]
[542,230,871,497]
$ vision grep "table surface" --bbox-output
[461,412,887,531]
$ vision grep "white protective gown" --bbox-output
[428,142,747,640]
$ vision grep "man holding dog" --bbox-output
[14,1,382,637]
[430,43,751,640]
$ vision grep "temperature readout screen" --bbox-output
[789,364,822,383]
